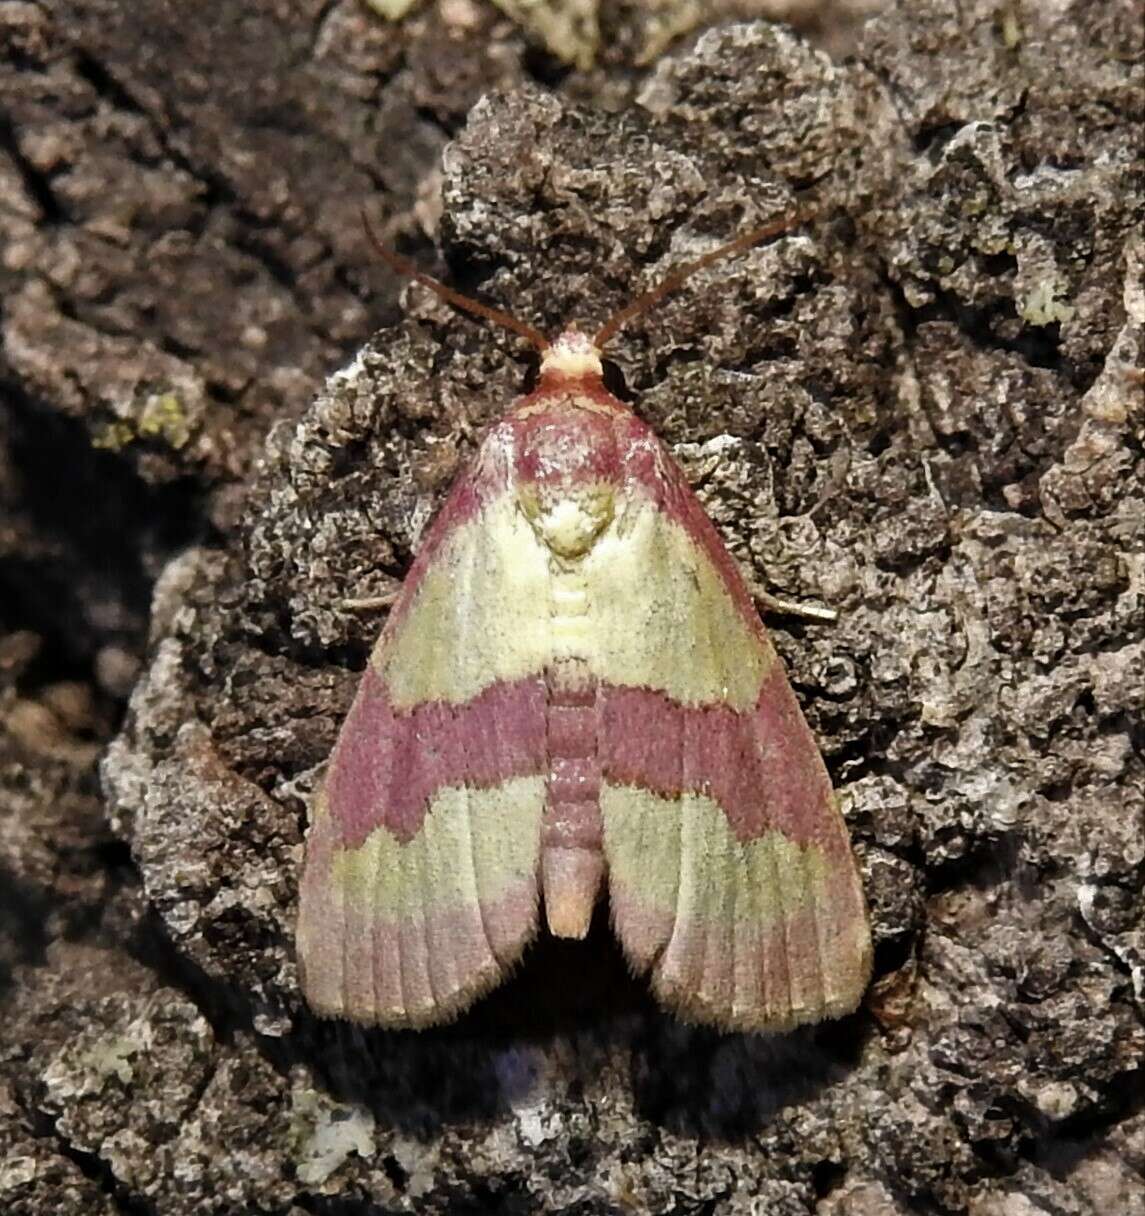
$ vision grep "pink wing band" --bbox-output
[601,667,843,853]
[324,666,547,848]
[325,662,837,855]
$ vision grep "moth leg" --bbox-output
[748,581,837,623]
[341,587,400,612]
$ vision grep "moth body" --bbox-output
[296,327,873,1032]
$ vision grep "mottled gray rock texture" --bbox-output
[3,1,1143,1213]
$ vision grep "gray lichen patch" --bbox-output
[33,3,1145,1213]
[36,984,214,1193]
[289,1082,377,1188]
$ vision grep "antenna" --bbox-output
[592,207,814,350]
[362,205,814,357]
[361,210,550,352]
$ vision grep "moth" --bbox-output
[296,212,872,1032]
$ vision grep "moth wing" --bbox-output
[594,437,872,1033]
[297,438,552,1027]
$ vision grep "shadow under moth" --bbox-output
[296,211,873,1032]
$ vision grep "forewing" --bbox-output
[594,436,872,1032]
[296,443,551,1027]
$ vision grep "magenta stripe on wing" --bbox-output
[325,667,548,848]
[600,669,839,851]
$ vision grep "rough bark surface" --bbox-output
[2,1,1143,1214]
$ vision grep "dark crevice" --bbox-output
[296,1195,404,1216]
[811,1158,848,1198]
[155,331,202,362]
[411,103,463,144]
[126,908,250,1044]
[397,232,511,308]
[442,1175,534,1216]
[171,1051,222,1140]
[0,868,53,977]
[235,587,389,676]
[0,108,67,223]
[72,50,148,117]
[874,931,918,980]
[966,1126,1022,1176]
[599,355,633,402]
[911,120,966,159]
[522,44,575,90]
[822,719,911,788]
[0,383,207,686]
[308,0,347,58]
[91,836,135,882]
[1020,1068,1145,1177]
[231,218,308,297]
[883,1182,956,1216]
[885,269,1068,376]
[22,1104,159,1216]
[923,832,1025,896]
[379,1154,409,1193]
[873,539,955,576]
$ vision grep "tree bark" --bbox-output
[2,2,1142,1213]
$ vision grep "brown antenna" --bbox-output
[361,210,550,352]
[592,207,814,350]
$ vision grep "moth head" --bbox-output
[538,328,604,382]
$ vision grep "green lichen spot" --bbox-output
[489,0,599,70]
[137,392,192,449]
[999,7,1023,50]
[363,0,418,18]
[91,421,136,452]
[91,391,192,453]
[84,1036,138,1086]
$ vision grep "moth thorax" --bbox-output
[518,481,615,559]
[539,329,604,380]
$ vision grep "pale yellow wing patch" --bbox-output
[300,777,544,1028]
[332,778,544,912]
[379,501,553,709]
[381,490,769,711]
[579,496,769,711]
[601,784,871,1033]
